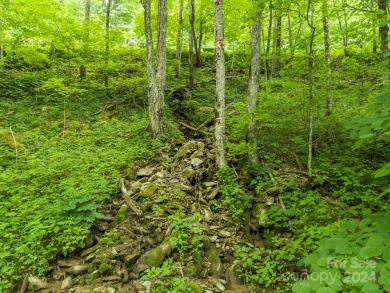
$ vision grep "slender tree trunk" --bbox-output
[196,17,204,66]
[265,1,273,80]
[247,6,262,167]
[175,0,184,78]
[307,1,316,177]
[322,0,332,114]
[272,0,282,75]
[142,0,157,134]
[214,0,227,169]
[104,0,112,87]
[0,45,3,62]
[80,0,91,81]
[378,0,389,59]
[333,0,348,56]
[288,10,293,58]
[154,0,168,136]
[189,0,196,87]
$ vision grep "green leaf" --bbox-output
[316,287,336,293]
[360,246,383,258]
[361,282,381,293]
[292,280,312,293]
[374,164,390,178]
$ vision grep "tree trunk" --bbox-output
[196,17,204,67]
[333,0,348,56]
[189,0,196,87]
[287,10,293,58]
[378,0,389,59]
[80,0,91,81]
[104,0,112,87]
[214,0,227,169]
[322,0,332,114]
[272,0,282,75]
[265,1,273,80]
[0,45,3,62]
[175,0,184,78]
[154,0,168,136]
[142,0,157,135]
[247,5,262,167]
[307,1,316,177]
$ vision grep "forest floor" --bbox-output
[19,123,264,293]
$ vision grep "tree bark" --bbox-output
[104,0,112,87]
[189,0,196,87]
[272,0,282,75]
[307,1,316,176]
[378,0,389,59]
[214,0,227,169]
[175,0,184,78]
[196,17,204,66]
[142,0,157,135]
[322,0,332,113]
[154,0,168,136]
[247,5,262,167]
[80,0,91,81]
[333,0,348,56]
[265,1,273,80]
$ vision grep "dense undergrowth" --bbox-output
[0,46,389,292]
[0,71,167,289]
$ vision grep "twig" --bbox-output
[179,122,211,136]
[9,126,18,162]
[121,179,143,216]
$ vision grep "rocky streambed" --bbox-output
[18,139,274,293]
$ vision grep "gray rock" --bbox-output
[176,141,198,157]
[66,265,89,275]
[203,181,217,188]
[177,183,193,192]
[190,157,204,168]
[28,276,47,291]
[208,187,219,199]
[226,263,244,286]
[61,277,73,290]
[57,258,80,268]
[137,167,154,177]
[142,280,152,293]
[215,282,226,292]
[130,181,143,193]
[218,230,231,238]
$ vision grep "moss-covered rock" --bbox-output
[184,261,198,277]
[140,182,159,197]
[205,244,223,277]
[98,263,110,274]
[114,204,129,224]
[183,166,196,179]
[189,281,203,293]
[176,141,198,158]
[134,237,176,273]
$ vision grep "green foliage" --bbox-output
[346,84,390,178]
[168,212,204,258]
[293,213,390,293]
[0,95,163,290]
[141,259,192,293]
[217,167,252,221]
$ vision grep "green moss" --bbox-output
[114,204,129,224]
[184,261,198,277]
[140,182,158,197]
[189,281,203,293]
[98,263,110,274]
[205,244,223,277]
